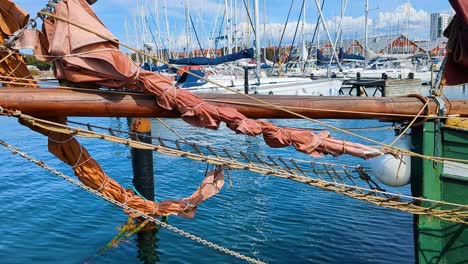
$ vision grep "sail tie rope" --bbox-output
[0,74,457,122]
[96,175,110,192]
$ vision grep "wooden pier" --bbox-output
[341,78,428,97]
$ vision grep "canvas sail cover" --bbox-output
[22,0,381,160]
[339,48,365,61]
[0,0,36,87]
[169,48,254,66]
[443,0,468,85]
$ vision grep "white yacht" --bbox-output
[178,68,343,96]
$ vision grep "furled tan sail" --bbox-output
[0,0,36,87]
[30,0,381,160]
[20,118,225,218]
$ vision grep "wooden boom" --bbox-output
[1,88,467,120]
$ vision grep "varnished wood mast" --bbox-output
[0,87,467,120]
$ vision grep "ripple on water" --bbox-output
[3,84,465,264]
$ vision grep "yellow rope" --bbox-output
[4,114,466,224]
[0,49,16,64]
[389,98,429,147]
[0,77,144,95]
[20,12,466,166]
[5,110,468,173]
[0,75,456,121]
[36,13,392,140]
[203,98,457,120]
[155,118,189,143]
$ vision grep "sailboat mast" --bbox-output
[263,0,267,61]
[314,0,342,70]
[364,0,369,66]
[339,0,346,49]
[254,0,261,83]
[246,0,251,48]
[163,0,171,59]
[316,0,320,51]
[185,1,189,57]
[224,0,231,54]
[234,0,238,52]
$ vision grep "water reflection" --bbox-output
[136,225,161,264]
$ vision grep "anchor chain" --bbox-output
[0,139,266,264]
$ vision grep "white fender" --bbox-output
[369,135,412,187]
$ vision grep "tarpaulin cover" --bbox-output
[339,48,365,61]
[0,0,36,87]
[168,48,254,66]
[31,0,381,160]
[443,0,468,85]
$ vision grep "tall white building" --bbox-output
[430,13,453,41]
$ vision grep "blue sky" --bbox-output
[15,0,454,51]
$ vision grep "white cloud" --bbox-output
[231,2,432,48]
[374,3,430,39]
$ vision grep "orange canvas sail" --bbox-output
[21,0,381,160]
[0,0,36,87]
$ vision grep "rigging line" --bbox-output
[0,78,145,96]
[14,111,468,168]
[9,115,468,218]
[66,119,362,168]
[144,16,163,54]
[0,139,266,264]
[306,0,325,60]
[189,14,204,54]
[0,74,457,121]
[214,10,226,52]
[273,0,295,67]
[286,0,306,69]
[147,12,168,52]
[1,132,466,224]
[202,99,456,119]
[32,12,462,160]
[155,118,189,144]
[9,109,468,180]
[389,97,429,147]
[0,49,16,64]
[4,61,23,78]
[241,0,256,35]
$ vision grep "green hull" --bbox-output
[412,122,468,264]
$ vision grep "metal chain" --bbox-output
[0,139,266,264]
[4,111,467,224]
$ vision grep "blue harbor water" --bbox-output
[0,87,466,263]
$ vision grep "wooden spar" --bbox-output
[1,87,468,120]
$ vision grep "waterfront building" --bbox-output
[430,13,453,41]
